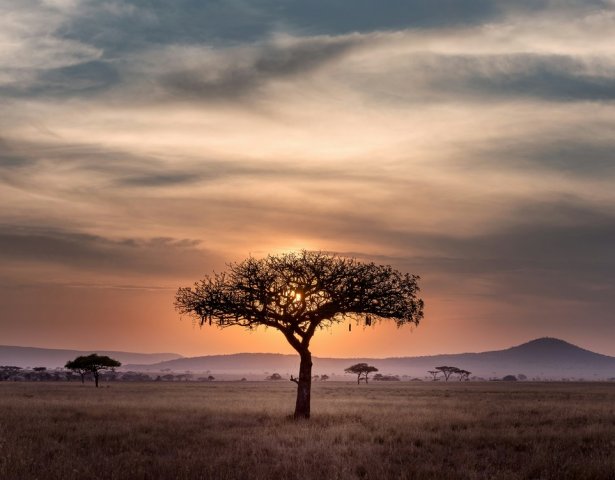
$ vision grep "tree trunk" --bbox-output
[293,351,312,419]
[80,373,85,384]
[357,374,361,385]
[94,372,99,388]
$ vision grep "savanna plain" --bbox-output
[1,381,614,480]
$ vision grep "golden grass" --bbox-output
[1,381,614,479]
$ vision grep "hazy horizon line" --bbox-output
[3,336,609,360]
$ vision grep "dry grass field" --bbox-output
[1,381,614,480]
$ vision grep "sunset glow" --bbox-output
[1,1,614,357]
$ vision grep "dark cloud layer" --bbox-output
[58,0,500,56]
[451,55,615,102]
[341,201,615,307]
[38,60,120,95]
[0,147,34,169]
[0,137,373,192]
[0,140,165,186]
[160,36,360,101]
[118,172,203,187]
[469,136,615,177]
[5,2,615,105]
[3,197,612,306]
[0,226,214,277]
[58,0,609,55]
[0,62,119,98]
[366,53,615,103]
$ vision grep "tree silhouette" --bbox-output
[427,370,440,381]
[433,366,470,381]
[175,250,423,419]
[65,354,121,388]
[435,366,458,382]
[345,363,379,384]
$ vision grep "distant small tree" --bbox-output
[65,354,121,388]
[266,373,283,381]
[33,367,47,372]
[502,375,517,381]
[320,374,329,381]
[207,375,215,381]
[435,366,460,382]
[427,370,440,381]
[457,369,471,381]
[345,363,378,384]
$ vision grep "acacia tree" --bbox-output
[65,359,89,384]
[427,370,440,381]
[175,250,423,419]
[65,354,121,388]
[345,363,379,384]
[435,366,459,382]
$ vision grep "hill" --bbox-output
[125,338,615,380]
[0,345,183,368]
[4,338,613,379]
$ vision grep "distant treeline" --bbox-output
[2,366,608,383]
[0,366,218,383]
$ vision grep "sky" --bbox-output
[1,0,614,358]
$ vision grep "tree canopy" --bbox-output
[65,354,121,388]
[345,363,379,384]
[175,250,423,418]
[434,366,471,381]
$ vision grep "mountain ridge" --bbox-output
[3,338,614,379]
[0,345,183,368]
[123,337,615,380]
